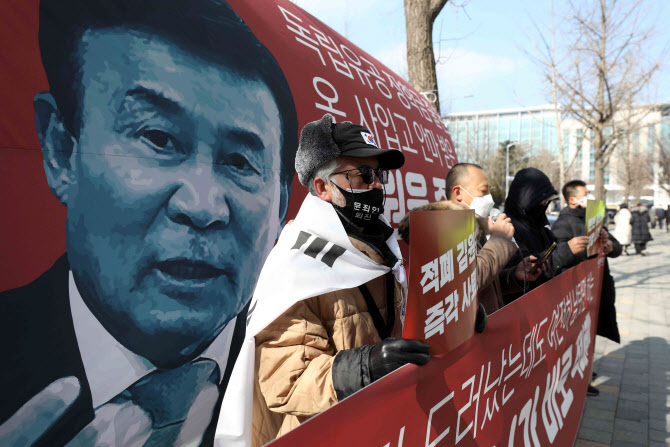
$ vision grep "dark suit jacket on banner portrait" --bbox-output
[0,256,249,446]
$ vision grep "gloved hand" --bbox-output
[332,337,430,400]
[368,337,430,382]
[475,302,487,333]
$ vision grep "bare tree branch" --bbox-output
[526,0,664,200]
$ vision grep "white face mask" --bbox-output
[577,193,595,208]
[460,186,495,218]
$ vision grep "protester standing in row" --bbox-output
[631,203,653,255]
[551,180,622,397]
[502,168,588,303]
[656,206,666,230]
[398,163,545,315]
[613,204,632,255]
[251,115,443,446]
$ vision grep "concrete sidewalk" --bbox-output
[575,228,670,447]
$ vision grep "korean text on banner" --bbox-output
[267,256,606,447]
[586,199,606,257]
[402,210,478,355]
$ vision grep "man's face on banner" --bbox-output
[53,29,285,366]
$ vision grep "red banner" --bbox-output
[0,1,457,444]
[269,256,605,447]
[403,210,478,354]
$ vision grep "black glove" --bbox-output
[368,337,431,381]
[332,337,430,400]
[475,302,487,333]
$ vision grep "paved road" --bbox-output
[575,228,670,447]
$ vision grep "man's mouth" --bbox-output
[155,259,227,281]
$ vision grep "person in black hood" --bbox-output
[502,168,588,303]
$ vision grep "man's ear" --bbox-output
[34,92,76,206]
[313,177,332,202]
[452,185,464,203]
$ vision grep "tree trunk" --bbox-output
[594,131,606,200]
[547,0,566,208]
[404,0,448,114]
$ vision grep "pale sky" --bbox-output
[292,0,670,115]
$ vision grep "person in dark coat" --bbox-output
[502,168,588,303]
[552,180,622,397]
[631,204,653,255]
[552,180,622,342]
[656,207,666,230]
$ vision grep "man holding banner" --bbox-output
[398,163,546,314]
[553,180,622,344]
[228,114,432,446]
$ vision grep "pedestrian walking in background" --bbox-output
[649,205,657,229]
[656,207,666,230]
[631,203,653,255]
[613,203,632,255]
[667,205,670,233]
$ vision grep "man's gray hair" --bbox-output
[307,158,341,195]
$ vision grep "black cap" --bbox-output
[295,114,405,187]
[331,121,405,169]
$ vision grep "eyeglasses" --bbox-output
[331,165,389,185]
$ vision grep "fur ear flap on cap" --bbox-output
[295,113,343,187]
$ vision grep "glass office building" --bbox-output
[445,104,670,206]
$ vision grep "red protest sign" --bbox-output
[268,256,605,447]
[403,210,478,355]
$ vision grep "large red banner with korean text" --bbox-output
[403,210,478,355]
[269,256,606,447]
[0,1,456,444]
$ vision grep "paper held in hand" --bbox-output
[586,199,606,257]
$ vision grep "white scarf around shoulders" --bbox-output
[214,194,406,446]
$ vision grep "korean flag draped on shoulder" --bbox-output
[214,193,406,446]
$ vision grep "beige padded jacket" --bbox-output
[252,237,403,447]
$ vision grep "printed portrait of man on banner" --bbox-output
[0,0,298,445]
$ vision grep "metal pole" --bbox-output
[505,142,519,199]
[506,144,510,198]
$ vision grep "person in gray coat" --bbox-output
[631,204,653,255]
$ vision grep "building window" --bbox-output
[575,129,583,178]
[647,125,656,158]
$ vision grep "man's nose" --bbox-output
[166,163,230,230]
[371,175,383,190]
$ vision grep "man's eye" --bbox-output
[223,153,261,175]
[140,129,182,154]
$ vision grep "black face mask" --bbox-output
[331,183,385,231]
[528,203,549,222]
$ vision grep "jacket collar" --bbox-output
[561,206,586,219]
